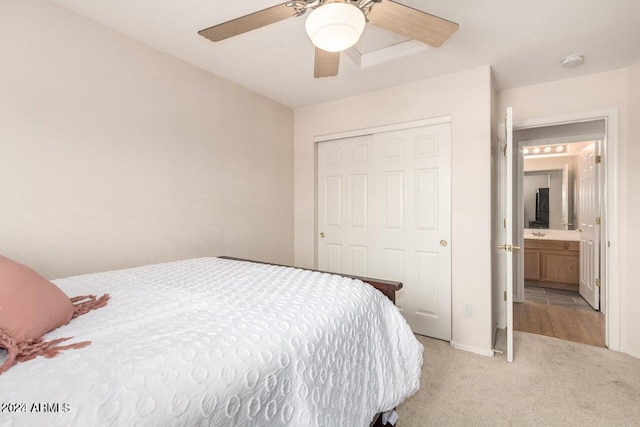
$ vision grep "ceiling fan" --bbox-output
[198,0,459,78]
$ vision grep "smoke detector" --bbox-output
[561,54,584,68]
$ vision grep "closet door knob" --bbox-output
[440,240,448,247]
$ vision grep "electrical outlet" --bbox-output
[463,304,473,317]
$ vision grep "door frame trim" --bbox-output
[512,108,619,351]
[313,116,452,143]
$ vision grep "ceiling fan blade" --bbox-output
[314,48,340,78]
[198,2,295,42]
[367,0,459,48]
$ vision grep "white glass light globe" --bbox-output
[305,2,366,52]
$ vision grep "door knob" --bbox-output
[320,232,325,238]
[440,240,448,247]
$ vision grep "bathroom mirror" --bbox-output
[523,166,575,230]
[518,123,605,234]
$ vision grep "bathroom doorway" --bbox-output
[512,121,607,347]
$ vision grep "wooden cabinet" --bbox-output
[524,239,579,289]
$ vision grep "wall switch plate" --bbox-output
[463,304,473,317]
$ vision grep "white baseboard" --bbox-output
[620,346,640,360]
[450,341,495,357]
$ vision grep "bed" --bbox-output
[0,256,423,426]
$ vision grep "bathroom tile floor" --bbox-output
[524,283,592,310]
[515,282,605,347]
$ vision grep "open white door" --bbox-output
[501,108,516,362]
[562,163,570,230]
[579,141,601,310]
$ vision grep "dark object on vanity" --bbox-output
[529,187,549,229]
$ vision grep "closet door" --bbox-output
[317,123,451,340]
[317,134,373,277]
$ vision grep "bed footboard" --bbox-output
[219,256,402,305]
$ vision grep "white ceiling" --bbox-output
[46,0,640,108]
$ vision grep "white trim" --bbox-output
[513,109,615,129]
[513,108,620,352]
[346,40,428,69]
[450,341,495,357]
[518,133,604,148]
[495,126,508,328]
[621,346,640,360]
[313,115,451,143]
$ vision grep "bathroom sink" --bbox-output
[526,232,547,238]
[523,229,580,241]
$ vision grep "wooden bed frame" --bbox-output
[220,256,403,427]
[219,256,403,304]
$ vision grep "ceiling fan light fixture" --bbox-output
[305,2,366,52]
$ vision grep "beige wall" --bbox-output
[497,68,640,358]
[294,66,494,355]
[625,63,640,358]
[0,0,294,279]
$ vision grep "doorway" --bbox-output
[513,284,605,347]
[513,121,607,347]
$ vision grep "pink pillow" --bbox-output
[0,255,74,343]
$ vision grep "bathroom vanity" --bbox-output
[524,238,580,290]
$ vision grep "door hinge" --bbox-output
[504,291,507,301]
[595,278,601,287]
[503,218,507,229]
[595,155,602,164]
[502,144,507,156]
[595,216,601,225]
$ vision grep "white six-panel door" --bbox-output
[317,134,373,276]
[317,123,451,340]
[579,142,601,310]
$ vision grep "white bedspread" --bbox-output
[0,257,422,426]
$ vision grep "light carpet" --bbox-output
[396,331,640,426]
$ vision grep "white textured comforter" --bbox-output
[0,257,422,426]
